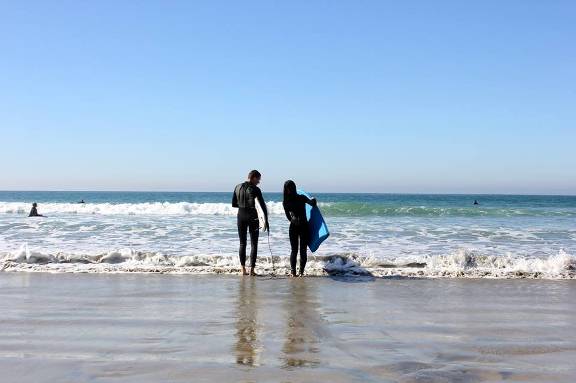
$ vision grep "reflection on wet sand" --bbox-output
[2,274,576,382]
[282,278,322,369]
[234,277,260,366]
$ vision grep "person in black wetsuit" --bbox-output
[282,180,316,277]
[28,202,44,217]
[232,170,269,276]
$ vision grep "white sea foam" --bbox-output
[1,245,574,279]
[0,202,287,216]
[2,201,574,218]
[423,248,576,277]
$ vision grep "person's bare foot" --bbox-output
[289,272,297,278]
[241,266,249,276]
[249,268,258,276]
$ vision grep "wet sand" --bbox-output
[1,273,575,382]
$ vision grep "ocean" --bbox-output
[0,191,574,278]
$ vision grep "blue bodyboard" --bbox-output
[297,189,329,252]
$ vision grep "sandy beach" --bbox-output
[1,273,575,382]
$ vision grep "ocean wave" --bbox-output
[0,201,574,217]
[0,201,286,216]
[319,203,576,217]
[1,246,574,279]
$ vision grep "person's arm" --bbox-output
[232,185,238,207]
[256,188,269,229]
[302,194,317,207]
[283,202,292,222]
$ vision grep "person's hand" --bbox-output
[264,221,270,232]
[311,198,318,207]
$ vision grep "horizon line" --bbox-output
[0,189,574,197]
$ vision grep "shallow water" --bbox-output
[0,273,575,382]
[1,192,575,278]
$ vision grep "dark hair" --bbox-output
[248,170,261,180]
[283,180,297,202]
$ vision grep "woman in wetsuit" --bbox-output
[282,180,316,277]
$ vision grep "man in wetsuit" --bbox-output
[232,170,269,276]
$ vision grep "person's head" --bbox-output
[283,180,297,202]
[32,202,37,207]
[247,170,261,186]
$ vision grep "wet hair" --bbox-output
[248,170,261,180]
[32,202,38,207]
[283,180,297,202]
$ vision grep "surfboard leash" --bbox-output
[267,230,276,276]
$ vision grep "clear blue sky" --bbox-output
[1,1,574,194]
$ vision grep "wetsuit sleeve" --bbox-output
[301,194,317,206]
[283,202,292,222]
[256,188,268,221]
[232,186,238,207]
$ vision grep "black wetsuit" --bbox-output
[232,182,268,268]
[28,207,41,217]
[283,195,315,275]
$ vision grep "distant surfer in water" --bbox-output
[28,202,44,217]
[78,199,85,204]
[232,170,269,276]
[474,200,479,205]
[283,180,317,277]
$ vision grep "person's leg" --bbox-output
[237,212,249,275]
[248,218,260,275]
[299,226,309,276]
[289,223,298,276]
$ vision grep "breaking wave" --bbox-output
[0,201,286,216]
[0,201,574,217]
[2,246,574,279]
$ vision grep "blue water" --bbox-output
[0,191,575,278]
[1,191,575,216]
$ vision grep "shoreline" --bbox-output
[2,262,575,279]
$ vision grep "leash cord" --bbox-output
[267,230,275,275]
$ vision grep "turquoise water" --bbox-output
[2,191,575,216]
[0,191,575,278]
